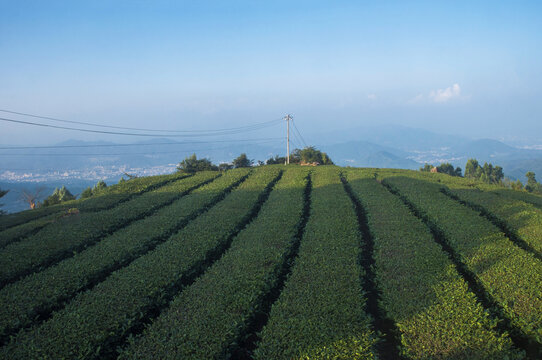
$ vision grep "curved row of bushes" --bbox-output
[382,174,542,348]
[0,167,281,359]
[347,170,520,359]
[0,168,251,344]
[122,167,309,358]
[254,167,377,359]
[0,172,183,233]
[0,171,218,287]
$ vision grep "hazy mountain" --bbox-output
[452,139,541,160]
[309,124,469,151]
[352,151,420,169]
[324,141,419,169]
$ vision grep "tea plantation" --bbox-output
[1,166,541,359]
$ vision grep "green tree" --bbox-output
[218,163,233,171]
[81,180,108,199]
[483,163,492,180]
[233,153,253,168]
[492,166,504,183]
[436,163,456,176]
[504,178,524,191]
[294,146,334,165]
[320,151,333,165]
[464,158,503,184]
[525,172,540,192]
[80,187,93,199]
[42,186,76,207]
[94,180,107,192]
[266,155,286,165]
[420,164,434,172]
[464,159,479,178]
[0,189,8,215]
[177,154,218,173]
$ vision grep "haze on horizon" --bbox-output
[1,1,541,146]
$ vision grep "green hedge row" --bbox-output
[0,168,250,343]
[254,167,377,360]
[77,173,184,212]
[410,169,542,256]
[490,188,542,210]
[121,167,309,359]
[0,213,61,249]
[0,171,218,287]
[0,167,281,359]
[381,174,542,347]
[346,170,520,359]
[444,186,542,255]
[0,172,183,233]
[0,173,185,249]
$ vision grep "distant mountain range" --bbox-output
[3,124,542,213]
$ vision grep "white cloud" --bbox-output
[429,83,461,103]
[367,94,377,100]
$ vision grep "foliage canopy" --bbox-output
[464,159,503,184]
[291,146,333,165]
[232,153,253,168]
[420,163,462,177]
[42,186,76,207]
[177,154,218,173]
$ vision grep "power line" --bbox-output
[290,128,304,150]
[0,137,283,150]
[292,119,308,148]
[0,116,281,137]
[289,132,302,151]
[0,109,282,134]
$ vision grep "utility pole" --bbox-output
[284,114,292,164]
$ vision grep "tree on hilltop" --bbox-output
[266,155,286,165]
[464,159,503,184]
[525,172,542,193]
[420,164,434,172]
[218,163,233,171]
[42,186,76,207]
[177,154,218,173]
[233,153,253,168]
[81,180,109,199]
[420,162,462,176]
[292,146,333,165]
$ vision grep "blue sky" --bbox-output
[1,0,541,145]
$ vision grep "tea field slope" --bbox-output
[0,165,540,359]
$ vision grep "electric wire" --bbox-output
[292,119,308,148]
[0,117,281,137]
[0,109,282,134]
[289,135,302,151]
[289,126,304,151]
